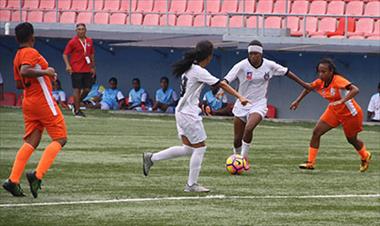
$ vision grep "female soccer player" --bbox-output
[143,40,249,192]
[2,22,67,198]
[224,40,311,168]
[290,58,371,171]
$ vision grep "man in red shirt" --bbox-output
[63,23,95,117]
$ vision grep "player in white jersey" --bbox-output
[142,40,249,192]
[224,40,311,168]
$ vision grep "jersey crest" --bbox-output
[264,72,270,80]
[246,72,253,80]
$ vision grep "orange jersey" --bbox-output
[311,75,362,118]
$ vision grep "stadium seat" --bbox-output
[153,0,168,12]
[327,17,355,37]
[159,14,176,26]
[94,12,109,24]
[23,0,39,9]
[246,16,261,28]
[366,20,380,38]
[266,105,276,119]
[43,11,58,23]
[110,12,127,24]
[348,36,365,40]
[186,0,203,13]
[221,0,238,13]
[365,1,380,16]
[60,12,76,24]
[58,0,72,10]
[39,0,55,9]
[206,0,221,13]
[11,10,27,22]
[6,0,21,9]
[129,13,143,25]
[346,1,364,16]
[290,0,308,14]
[194,15,210,27]
[273,0,291,14]
[176,14,193,26]
[292,17,317,37]
[309,1,327,15]
[71,0,88,10]
[327,1,345,15]
[92,0,104,10]
[143,14,160,26]
[120,0,137,11]
[104,0,121,11]
[265,16,282,29]
[137,0,154,12]
[255,0,273,13]
[0,10,11,21]
[16,94,23,107]
[367,35,380,40]
[0,92,17,106]
[284,17,301,36]
[309,18,337,37]
[0,0,7,8]
[170,0,187,13]
[348,18,373,38]
[77,12,92,24]
[27,11,43,23]
[238,0,255,13]
[210,15,227,27]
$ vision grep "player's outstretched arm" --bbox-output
[218,80,249,106]
[290,89,311,111]
[20,65,57,79]
[286,71,313,91]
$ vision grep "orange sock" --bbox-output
[35,141,62,180]
[357,145,368,160]
[308,147,319,165]
[9,143,35,184]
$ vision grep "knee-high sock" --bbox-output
[233,146,242,154]
[357,145,369,160]
[308,147,318,164]
[151,145,193,162]
[35,141,62,180]
[9,143,35,184]
[241,141,250,159]
[187,146,206,186]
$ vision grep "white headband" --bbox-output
[248,45,263,54]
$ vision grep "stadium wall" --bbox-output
[1,36,379,120]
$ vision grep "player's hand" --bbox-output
[91,68,96,75]
[239,96,250,106]
[46,67,57,80]
[66,65,72,75]
[290,101,299,110]
[330,99,344,106]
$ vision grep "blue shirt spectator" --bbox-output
[100,77,125,110]
[153,77,178,113]
[128,78,148,111]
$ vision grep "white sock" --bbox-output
[187,146,206,186]
[233,146,242,154]
[151,145,193,162]
[241,141,250,159]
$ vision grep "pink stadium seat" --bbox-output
[365,1,380,16]
[58,0,72,10]
[94,12,109,24]
[273,0,291,14]
[238,0,255,13]
[292,17,317,36]
[43,11,57,23]
[309,1,327,15]
[327,1,345,15]
[120,0,137,11]
[23,0,39,9]
[0,92,17,107]
[104,0,120,11]
[0,0,7,8]
[366,20,380,38]
[210,15,227,27]
[246,16,261,28]
[186,0,203,13]
[367,35,380,40]
[159,14,176,26]
[255,0,273,13]
[60,12,76,24]
[110,13,127,24]
[71,0,88,10]
[0,10,11,22]
[11,10,26,22]
[176,14,193,26]
[6,0,21,9]
[309,18,337,37]
[137,0,153,12]
[265,16,282,29]
[229,16,244,28]
[153,0,168,12]
[290,0,308,14]
[221,0,238,13]
[92,0,104,10]
[27,11,43,23]
[194,15,210,27]
[170,0,187,13]
[348,18,374,37]
[39,0,55,9]
[129,13,143,25]
[346,1,364,16]
[349,36,365,40]
[143,14,160,26]
[77,12,92,24]
[284,16,300,36]
[206,0,221,13]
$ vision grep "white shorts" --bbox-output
[175,112,207,144]
[232,102,267,122]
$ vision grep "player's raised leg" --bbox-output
[233,117,246,154]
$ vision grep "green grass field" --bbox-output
[0,107,379,226]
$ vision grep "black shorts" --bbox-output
[71,73,92,89]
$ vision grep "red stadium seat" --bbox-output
[58,0,72,10]
[176,14,193,26]
[210,15,227,27]
[43,11,58,23]
[129,13,143,25]
[206,0,221,13]
[265,16,282,29]
[309,1,327,15]
[194,15,210,27]
[6,0,21,9]
[221,0,238,13]
[94,0,104,10]
[284,16,301,36]
[327,1,345,15]
[186,0,203,13]
[255,0,273,13]
[39,0,55,9]
[60,12,76,24]
[327,17,355,37]
[292,17,317,37]
[120,0,137,11]
[137,0,153,12]
[11,10,26,22]
[310,18,337,37]
[0,92,17,106]
[170,0,187,13]
[0,10,11,22]
[238,0,255,13]
[16,94,23,107]
[27,11,43,23]
[71,0,88,10]
[104,0,120,11]
[348,19,373,37]
[266,105,276,119]
[273,0,291,14]
[290,0,308,14]
[153,0,168,12]
[143,14,160,26]
[159,14,176,26]
[77,12,92,24]
[0,0,7,8]
[110,13,126,24]
[23,0,39,9]
[346,1,364,16]
[94,12,109,24]
[365,1,380,16]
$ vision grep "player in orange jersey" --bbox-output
[2,22,67,198]
[290,58,371,172]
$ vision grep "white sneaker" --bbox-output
[143,152,154,176]
[184,183,210,193]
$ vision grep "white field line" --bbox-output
[1,194,379,208]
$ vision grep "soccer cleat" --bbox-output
[243,157,250,171]
[360,151,372,172]
[299,161,315,170]
[2,179,25,197]
[26,171,42,198]
[184,183,210,193]
[143,152,154,176]
[74,110,86,118]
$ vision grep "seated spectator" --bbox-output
[82,76,105,109]
[96,77,125,110]
[127,78,148,111]
[52,79,69,109]
[202,86,232,116]
[367,82,380,122]
[152,76,178,113]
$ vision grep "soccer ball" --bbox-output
[226,154,247,175]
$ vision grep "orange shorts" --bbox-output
[320,107,363,138]
[23,102,67,140]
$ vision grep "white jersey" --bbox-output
[224,58,288,108]
[368,93,380,120]
[176,64,220,116]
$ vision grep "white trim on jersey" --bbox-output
[37,77,58,116]
[339,89,357,116]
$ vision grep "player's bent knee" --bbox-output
[55,138,67,147]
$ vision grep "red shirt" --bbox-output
[64,36,94,73]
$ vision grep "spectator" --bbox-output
[152,76,178,113]
[63,23,95,118]
[202,86,232,116]
[128,78,148,111]
[0,72,3,101]
[52,79,69,110]
[367,82,380,122]
[82,75,105,109]
[96,77,125,110]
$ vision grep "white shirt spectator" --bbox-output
[368,93,380,121]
